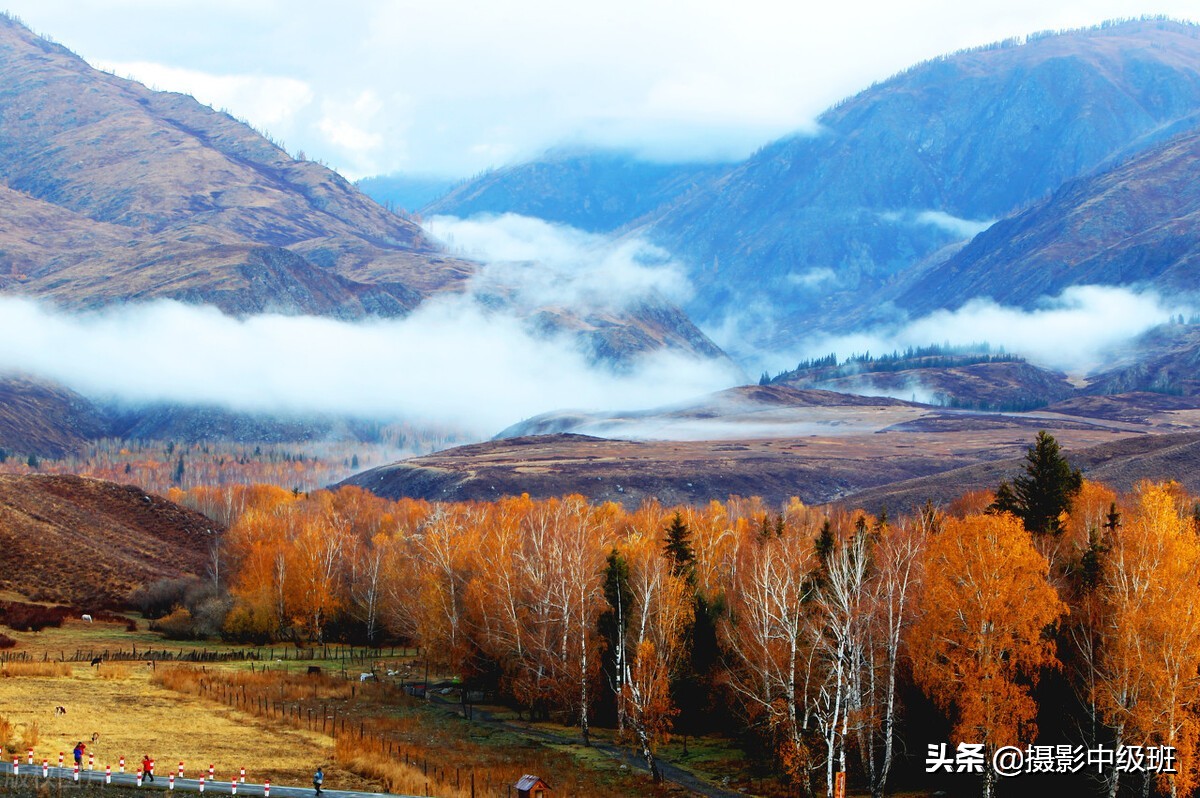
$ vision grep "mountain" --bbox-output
[0,15,720,364]
[0,15,466,317]
[0,376,110,458]
[0,474,214,605]
[355,173,459,214]
[421,148,729,232]
[634,19,1200,346]
[1082,323,1200,395]
[892,125,1200,315]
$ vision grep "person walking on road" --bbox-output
[141,756,155,782]
[313,766,324,796]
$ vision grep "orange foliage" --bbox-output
[911,513,1066,757]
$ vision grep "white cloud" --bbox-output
[425,214,693,309]
[784,285,1183,375]
[915,210,995,238]
[787,267,838,289]
[0,296,739,435]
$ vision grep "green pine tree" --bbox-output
[990,431,1082,535]
[662,512,696,583]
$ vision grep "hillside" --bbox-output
[422,148,729,232]
[0,377,110,458]
[893,126,1200,315]
[767,348,1076,410]
[633,19,1200,345]
[844,429,1200,514]
[0,474,215,605]
[0,15,719,364]
[0,15,465,316]
[341,383,1167,506]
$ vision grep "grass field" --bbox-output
[0,620,676,797]
[0,662,362,791]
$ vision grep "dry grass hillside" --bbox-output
[0,474,215,605]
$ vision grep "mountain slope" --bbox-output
[892,125,1200,315]
[0,13,466,316]
[422,148,729,232]
[0,474,215,605]
[638,19,1200,345]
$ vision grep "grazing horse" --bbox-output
[91,732,100,744]
[54,706,66,716]
[81,614,93,623]
[90,657,103,667]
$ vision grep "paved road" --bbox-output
[4,765,417,798]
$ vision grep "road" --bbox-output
[3,764,416,798]
[426,695,750,798]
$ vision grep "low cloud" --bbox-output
[879,209,995,239]
[425,213,693,310]
[782,285,1183,375]
[0,296,740,436]
[786,267,837,289]
[914,210,994,238]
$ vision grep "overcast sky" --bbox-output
[3,1,1198,179]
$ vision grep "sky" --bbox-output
[3,0,1198,180]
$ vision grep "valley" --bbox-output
[4,8,1200,798]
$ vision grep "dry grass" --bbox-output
[96,665,130,681]
[20,719,40,750]
[1,662,72,678]
[0,663,376,791]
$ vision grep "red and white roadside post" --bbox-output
[179,761,185,778]
[169,773,176,791]
[27,748,33,765]
[73,765,79,783]
[88,752,94,770]
[231,777,238,795]
[264,780,270,798]
[106,765,112,784]
[42,759,48,778]
[58,753,63,770]
[199,776,206,793]
[136,769,143,787]
[239,767,246,783]
[12,756,18,775]
[209,764,215,780]
[120,756,126,773]
[150,759,156,777]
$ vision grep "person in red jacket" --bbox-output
[141,756,155,782]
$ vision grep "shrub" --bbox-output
[151,607,197,640]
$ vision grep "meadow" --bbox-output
[0,619,682,798]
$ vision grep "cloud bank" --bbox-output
[425,213,693,310]
[781,285,1184,375]
[0,295,740,436]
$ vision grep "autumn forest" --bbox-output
[104,433,1191,798]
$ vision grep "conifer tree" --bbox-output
[990,431,1082,535]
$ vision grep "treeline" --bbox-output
[158,435,1200,798]
[762,342,1023,385]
